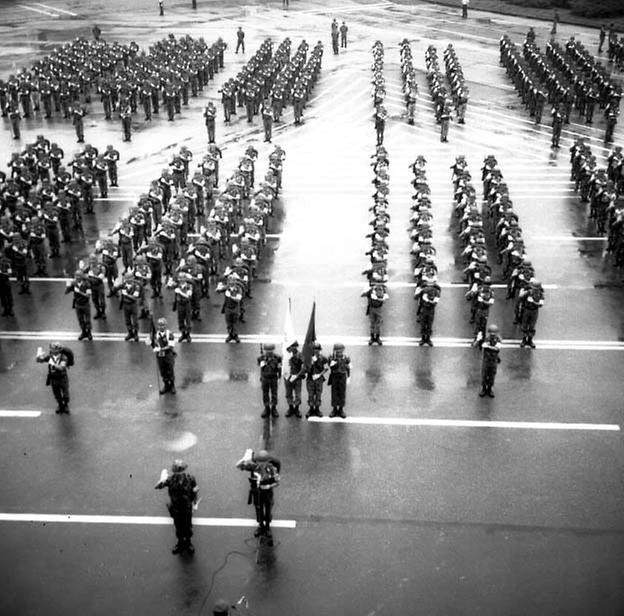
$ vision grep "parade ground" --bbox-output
[0,0,623,614]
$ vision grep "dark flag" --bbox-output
[302,301,316,369]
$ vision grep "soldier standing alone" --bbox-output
[258,343,282,418]
[36,342,73,413]
[328,343,350,418]
[149,317,177,394]
[479,324,501,398]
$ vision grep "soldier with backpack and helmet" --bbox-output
[257,343,282,418]
[328,343,351,418]
[479,324,502,398]
[36,342,74,414]
[236,449,281,542]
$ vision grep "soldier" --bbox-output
[159,0,164,16]
[103,145,119,187]
[328,343,350,418]
[258,343,282,418]
[479,324,501,398]
[8,232,30,295]
[283,341,304,417]
[362,283,388,345]
[331,21,339,55]
[599,25,606,54]
[114,272,142,341]
[551,106,563,148]
[519,279,544,348]
[418,284,440,346]
[0,255,14,316]
[340,21,348,49]
[71,105,86,143]
[204,101,217,143]
[173,272,193,342]
[36,342,73,413]
[155,460,199,554]
[94,155,108,198]
[469,277,495,346]
[306,342,328,418]
[235,27,245,54]
[261,98,273,143]
[85,253,107,320]
[374,104,387,146]
[440,102,451,142]
[605,109,618,144]
[29,217,48,276]
[8,103,21,140]
[150,317,177,394]
[120,102,132,142]
[65,270,93,341]
[219,276,243,342]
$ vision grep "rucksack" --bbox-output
[61,347,74,367]
[255,462,280,490]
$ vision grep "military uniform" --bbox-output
[115,274,142,341]
[479,326,502,398]
[36,343,71,413]
[306,345,328,417]
[328,343,350,418]
[151,318,177,394]
[173,273,193,342]
[362,284,388,345]
[155,461,199,554]
[65,272,93,340]
[258,343,282,417]
[0,256,14,316]
[519,281,544,348]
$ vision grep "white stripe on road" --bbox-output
[307,416,621,431]
[35,2,77,15]
[0,513,296,528]
[0,410,42,418]
[18,4,58,16]
[298,1,392,14]
[2,331,623,351]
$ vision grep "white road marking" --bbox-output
[0,513,296,528]
[298,1,392,15]
[18,4,58,16]
[1,332,623,351]
[307,417,621,431]
[0,411,42,418]
[35,2,77,16]
[531,236,608,242]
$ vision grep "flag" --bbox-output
[302,301,316,369]
[282,296,296,357]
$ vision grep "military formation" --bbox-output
[371,41,387,147]
[500,33,621,143]
[0,33,228,140]
[570,138,624,264]
[424,45,452,142]
[399,39,418,125]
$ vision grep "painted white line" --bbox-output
[0,411,42,418]
[1,332,623,351]
[532,236,608,242]
[298,1,392,14]
[307,416,621,431]
[35,2,77,16]
[18,3,58,16]
[0,513,296,528]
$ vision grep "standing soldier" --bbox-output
[519,279,544,348]
[328,343,350,418]
[362,283,388,345]
[159,0,164,16]
[36,342,73,414]
[173,272,193,342]
[306,342,328,418]
[0,255,14,316]
[219,276,243,342]
[115,272,142,341]
[479,324,501,398]
[462,0,469,18]
[155,460,200,555]
[284,341,305,417]
[374,104,387,146]
[71,105,86,143]
[8,103,21,140]
[599,25,606,53]
[261,98,273,143]
[604,109,618,144]
[331,19,339,54]
[94,155,108,198]
[29,217,48,276]
[551,106,563,148]
[440,102,451,142]
[418,284,440,346]
[204,101,217,143]
[85,253,107,320]
[9,232,30,295]
[120,102,132,142]
[340,21,348,49]
[235,27,245,54]
[103,145,120,187]
[149,317,177,394]
[258,343,282,418]
[65,270,93,341]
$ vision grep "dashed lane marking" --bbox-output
[35,2,77,16]
[18,4,58,16]
[0,513,296,528]
[307,417,621,431]
[1,332,623,351]
[0,411,42,418]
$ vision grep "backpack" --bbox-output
[61,347,74,368]
[255,462,280,490]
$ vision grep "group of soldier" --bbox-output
[500,32,621,145]
[217,36,323,140]
[1,33,228,142]
[424,45,453,142]
[371,41,387,147]
[330,19,348,55]
[399,39,418,125]
[570,138,624,264]
[257,339,351,419]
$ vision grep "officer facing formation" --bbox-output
[150,317,177,394]
[155,460,199,555]
[258,343,282,418]
[479,324,502,398]
[328,343,350,418]
[36,342,72,413]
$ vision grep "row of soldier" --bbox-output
[570,139,624,265]
[371,41,387,147]
[410,156,440,346]
[424,45,452,142]
[399,39,418,125]
[361,145,390,345]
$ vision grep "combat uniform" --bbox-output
[36,344,72,413]
[306,345,328,417]
[328,343,350,418]
[258,344,282,417]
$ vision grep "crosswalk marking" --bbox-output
[0,411,42,418]
[307,417,621,431]
[0,513,296,528]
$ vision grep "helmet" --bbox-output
[263,342,275,351]
[255,450,269,462]
[313,342,322,350]
[50,342,63,352]
[333,342,345,351]
[171,460,187,473]
[157,317,167,326]
[487,324,499,333]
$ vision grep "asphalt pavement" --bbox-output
[1,1,623,615]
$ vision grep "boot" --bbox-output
[86,329,93,341]
[261,406,270,418]
[479,387,487,397]
[160,381,170,395]
[294,405,302,418]
[285,405,294,417]
[520,337,527,348]
[78,329,87,340]
[125,329,134,341]
[171,543,183,554]
[487,387,495,398]
[338,407,346,418]
[376,334,383,346]
[426,336,433,347]
[329,407,338,418]
[368,335,375,346]
[527,337,536,349]
[419,337,426,346]
[271,406,279,418]
[315,406,323,417]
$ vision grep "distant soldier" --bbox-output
[283,341,305,417]
[328,343,350,418]
[103,145,119,187]
[8,104,21,139]
[155,460,199,554]
[362,283,388,345]
[71,105,86,143]
[479,324,501,398]
[599,25,606,53]
[219,276,243,342]
[149,317,177,394]
[261,98,273,142]
[551,106,563,148]
[340,21,348,48]
[204,101,217,143]
[306,342,328,418]
[258,343,282,418]
[461,0,469,19]
[519,279,544,349]
[65,270,93,341]
[440,103,451,142]
[418,284,440,346]
[36,342,73,414]
[235,27,245,54]
[159,0,164,16]
[120,103,132,142]
[114,272,142,341]
[173,272,193,342]
[0,256,14,316]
